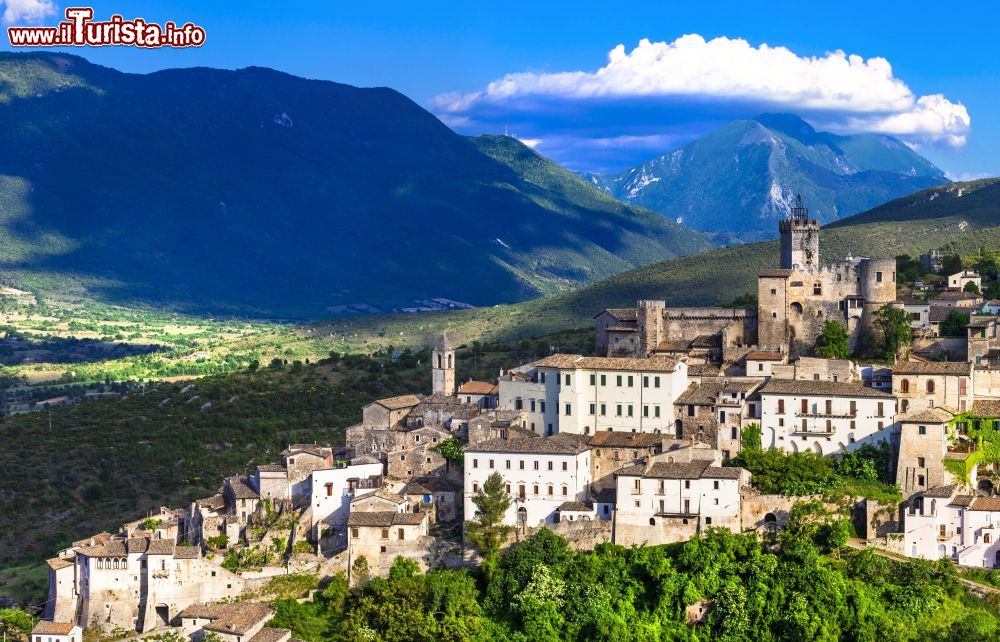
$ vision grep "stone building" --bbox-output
[280,444,335,497]
[47,535,244,633]
[588,431,668,492]
[895,407,958,498]
[674,379,762,458]
[596,196,897,362]
[178,602,292,642]
[309,461,384,539]
[457,380,499,409]
[347,490,432,578]
[400,476,464,522]
[892,361,972,414]
[613,460,749,546]
[432,332,455,396]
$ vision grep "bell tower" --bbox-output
[432,332,455,396]
[779,194,820,269]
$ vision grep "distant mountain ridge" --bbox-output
[0,53,711,318]
[585,114,949,244]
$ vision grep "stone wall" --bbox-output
[514,517,613,552]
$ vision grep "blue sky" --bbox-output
[2,0,998,177]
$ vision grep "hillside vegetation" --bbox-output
[311,178,1000,353]
[0,53,709,318]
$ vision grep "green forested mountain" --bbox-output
[317,178,1000,351]
[0,53,710,318]
[585,113,948,243]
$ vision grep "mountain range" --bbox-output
[585,113,949,244]
[0,53,710,318]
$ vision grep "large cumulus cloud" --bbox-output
[431,35,970,172]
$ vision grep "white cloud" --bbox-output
[1,0,57,25]
[432,34,970,148]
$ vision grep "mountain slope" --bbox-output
[586,114,948,244]
[315,178,1000,350]
[0,53,710,318]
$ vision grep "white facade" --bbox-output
[758,380,896,456]
[948,271,981,291]
[498,355,688,436]
[463,436,592,527]
[309,462,384,536]
[904,493,1000,568]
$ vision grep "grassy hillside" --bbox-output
[310,178,1000,353]
[0,53,709,318]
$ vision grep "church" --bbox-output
[595,196,897,367]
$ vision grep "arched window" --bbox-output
[900,379,910,393]
[927,380,936,394]
[986,533,992,544]
[790,302,803,315]
[764,513,777,523]
[447,354,452,368]
[96,558,103,569]
[649,517,656,526]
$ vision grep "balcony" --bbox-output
[718,398,741,406]
[937,530,954,541]
[797,411,856,419]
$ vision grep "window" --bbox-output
[627,405,634,417]
[927,380,935,394]
[617,404,623,417]
[515,399,523,410]
[877,402,884,417]
[850,400,856,415]
[548,461,554,471]
[382,529,389,539]
[643,376,649,387]
[706,517,713,525]
[562,461,568,471]
[562,487,568,496]
[533,484,539,495]
[917,474,925,486]
[473,483,479,493]
[627,375,634,387]
[519,460,525,470]
[684,480,691,489]
[778,399,785,414]
[398,529,405,540]
[801,398,808,413]
[529,399,535,412]
[900,379,910,393]
[758,363,764,371]
[600,404,606,416]
[813,283,822,295]
[876,271,883,282]
[534,461,539,470]
[643,405,649,417]
[473,458,478,469]
[589,403,596,415]
[539,372,546,383]
[688,405,695,417]
[565,374,571,386]
[655,376,661,388]
[825,400,832,414]
[590,374,596,385]
[600,374,606,386]
[548,486,554,496]
[352,528,359,538]
[617,375,623,387]
[565,403,572,416]
[731,427,737,439]
[654,406,661,418]
[540,401,546,413]
[918,457,926,467]
[713,480,720,490]
[918,425,927,435]
[771,288,777,295]
[325,483,333,497]
[489,459,494,469]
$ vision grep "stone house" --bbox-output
[758,379,896,456]
[179,602,289,642]
[968,314,1000,367]
[613,460,749,546]
[457,380,499,409]
[50,535,243,633]
[895,407,958,498]
[466,409,534,445]
[770,356,858,383]
[253,464,290,502]
[180,494,238,549]
[673,379,762,456]
[347,509,431,578]
[892,361,972,414]
[29,621,82,642]
[223,476,260,525]
[593,308,639,357]
[385,424,453,480]
[400,476,463,522]
[280,444,334,497]
[745,351,785,377]
[588,431,667,492]
[897,298,932,332]
[463,434,592,528]
[360,394,423,429]
[929,291,983,308]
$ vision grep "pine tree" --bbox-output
[465,471,513,558]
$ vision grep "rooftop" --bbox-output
[457,380,499,395]
[746,351,783,361]
[347,511,426,527]
[534,353,681,373]
[466,433,591,455]
[32,621,76,635]
[969,497,1000,512]
[368,394,423,411]
[759,379,892,398]
[972,399,1000,417]
[588,432,664,448]
[596,308,638,321]
[616,459,746,481]
[897,407,957,424]
[892,361,971,376]
[198,603,274,636]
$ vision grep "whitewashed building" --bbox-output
[758,379,896,456]
[614,460,749,546]
[498,354,688,436]
[904,486,1000,568]
[309,462,384,538]
[463,434,592,527]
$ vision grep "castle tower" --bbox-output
[779,194,820,270]
[432,332,455,396]
[637,300,665,356]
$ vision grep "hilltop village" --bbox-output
[30,202,1000,640]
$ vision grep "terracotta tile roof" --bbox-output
[250,628,292,642]
[969,497,1000,511]
[400,477,462,495]
[687,364,722,377]
[972,399,1000,417]
[465,433,591,455]
[147,539,176,555]
[200,494,226,511]
[676,381,726,406]
[616,460,744,480]
[559,501,593,512]
[458,380,498,395]
[897,408,957,423]
[923,484,958,498]
[347,511,425,527]
[368,394,423,410]
[588,432,663,448]
[47,556,74,571]
[657,339,693,352]
[226,476,260,500]
[759,379,892,398]
[596,308,638,321]
[928,306,954,322]
[174,545,200,559]
[952,495,975,507]
[73,532,112,547]
[892,361,971,375]
[352,489,406,506]
[203,603,274,635]
[534,353,681,373]
[32,621,76,635]
[746,351,783,361]
[701,466,747,479]
[932,291,982,300]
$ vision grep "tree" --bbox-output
[815,320,849,359]
[465,472,513,558]
[351,555,371,589]
[0,608,35,642]
[942,253,964,275]
[388,555,420,581]
[872,305,911,360]
[940,309,970,337]
[740,423,762,452]
[430,438,464,463]
[964,280,981,294]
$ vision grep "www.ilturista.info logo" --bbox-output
[8,7,205,48]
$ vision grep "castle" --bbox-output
[596,196,896,364]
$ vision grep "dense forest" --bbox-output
[268,508,999,642]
